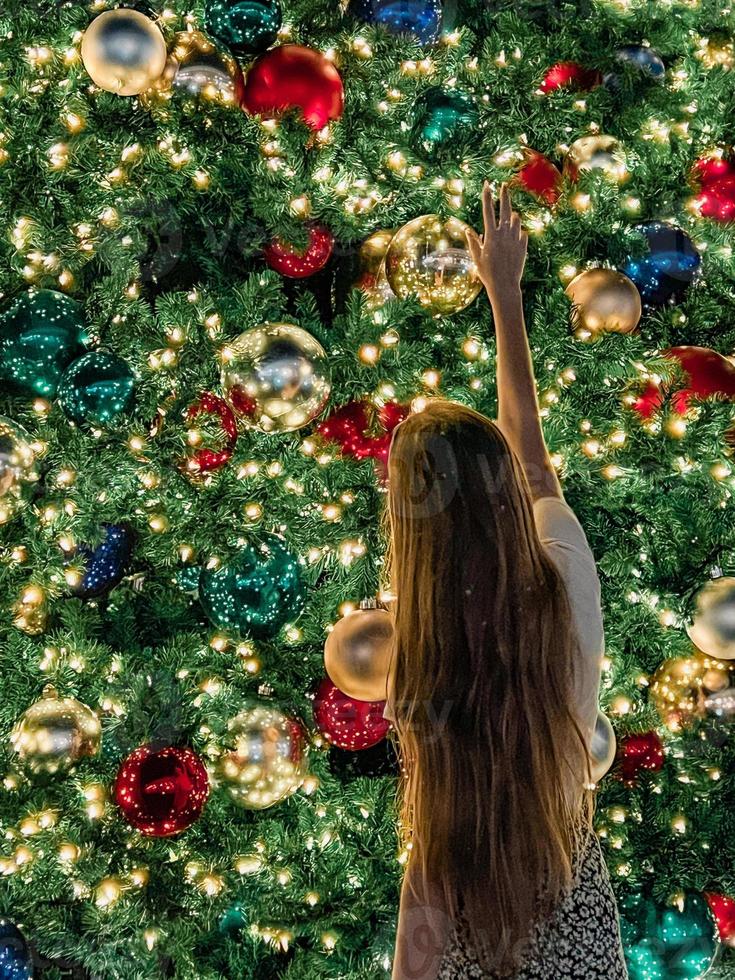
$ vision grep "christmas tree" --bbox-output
[1,0,735,977]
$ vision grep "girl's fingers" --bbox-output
[482,182,497,234]
[499,183,512,225]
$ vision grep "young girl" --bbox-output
[384,184,629,979]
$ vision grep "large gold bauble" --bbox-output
[589,710,617,784]
[687,577,735,660]
[216,702,308,809]
[355,229,396,307]
[11,685,101,775]
[0,417,38,525]
[221,322,331,433]
[324,601,394,702]
[650,652,732,732]
[81,9,168,97]
[564,135,629,184]
[565,268,641,336]
[384,215,481,316]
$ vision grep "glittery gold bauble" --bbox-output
[564,135,629,184]
[216,702,308,809]
[81,9,168,97]
[11,685,101,775]
[565,268,641,336]
[384,215,481,316]
[695,34,734,70]
[12,584,47,636]
[324,600,393,702]
[687,578,735,660]
[355,229,396,307]
[0,417,38,525]
[650,652,732,732]
[221,323,331,433]
[589,711,617,784]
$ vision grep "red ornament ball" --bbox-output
[114,745,210,837]
[618,731,664,785]
[692,154,735,223]
[513,149,562,205]
[242,44,344,130]
[313,676,390,751]
[317,400,408,477]
[539,61,602,94]
[704,892,735,948]
[264,224,334,278]
[634,346,735,419]
[184,391,238,474]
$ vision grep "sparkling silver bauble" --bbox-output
[687,577,735,660]
[589,710,617,783]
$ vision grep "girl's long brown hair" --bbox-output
[386,400,594,977]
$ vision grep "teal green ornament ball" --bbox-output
[410,87,478,157]
[199,534,304,637]
[0,288,88,397]
[58,351,135,427]
[620,891,719,980]
[205,0,282,56]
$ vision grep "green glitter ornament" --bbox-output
[0,288,88,397]
[410,87,478,158]
[199,534,304,637]
[204,0,282,56]
[620,891,719,980]
[58,351,135,427]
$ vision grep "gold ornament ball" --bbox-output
[355,229,396,307]
[589,711,617,784]
[565,268,641,336]
[221,322,331,433]
[11,685,101,775]
[650,652,732,732]
[0,417,39,525]
[325,602,394,702]
[216,702,308,809]
[385,215,482,316]
[81,9,168,97]
[687,577,735,660]
[564,135,629,184]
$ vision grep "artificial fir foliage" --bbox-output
[0,0,735,978]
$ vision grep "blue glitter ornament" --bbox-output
[349,0,443,44]
[199,534,305,637]
[0,920,33,980]
[58,351,135,426]
[616,45,665,79]
[621,222,701,306]
[71,524,134,599]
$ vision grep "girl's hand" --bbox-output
[467,182,528,305]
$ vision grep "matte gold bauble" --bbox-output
[355,229,396,307]
[564,135,629,184]
[589,710,617,784]
[11,685,101,775]
[687,577,735,660]
[651,652,732,732]
[81,9,167,97]
[565,268,641,336]
[385,215,481,316]
[324,600,393,702]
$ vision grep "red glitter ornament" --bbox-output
[184,391,238,473]
[633,346,735,419]
[263,224,334,278]
[114,745,210,837]
[513,149,562,205]
[242,44,344,130]
[692,153,735,223]
[317,400,408,477]
[704,893,735,948]
[313,676,390,750]
[618,730,664,785]
[539,61,602,94]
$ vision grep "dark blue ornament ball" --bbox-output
[616,45,665,79]
[621,222,701,306]
[71,524,134,599]
[0,920,33,980]
[349,0,443,44]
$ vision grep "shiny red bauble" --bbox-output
[317,400,408,476]
[263,224,334,278]
[618,731,664,785]
[634,346,735,419]
[313,676,390,751]
[539,61,602,93]
[692,154,735,223]
[704,893,735,948]
[184,391,238,473]
[513,149,562,205]
[114,745,210,837]
[242,44,344,130]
